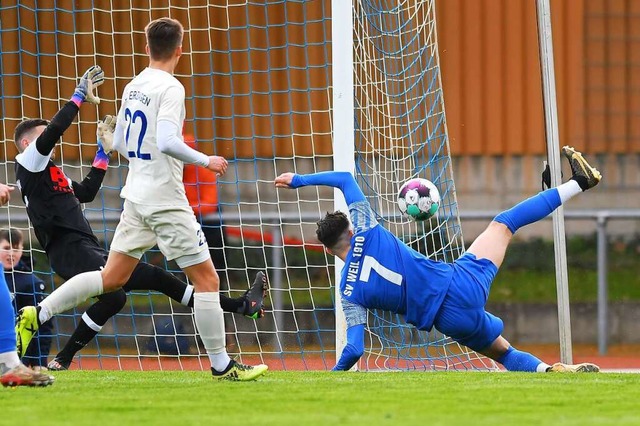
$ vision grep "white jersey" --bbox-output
[117,67,188,206]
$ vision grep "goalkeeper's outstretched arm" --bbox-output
[35,65,104,157]
[72,116,116,203]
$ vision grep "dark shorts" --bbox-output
[433,252,504,352]
[48,236,108,280]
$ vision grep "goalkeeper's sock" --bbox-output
[193,292,231,372]
[56,314,102,365]
[39,271,104,323]
[497,346,550,372]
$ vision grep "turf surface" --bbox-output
[1,371,638,425]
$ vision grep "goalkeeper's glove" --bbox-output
[93,115,116,170]
[72,65,104,106]
[96,115,116,153]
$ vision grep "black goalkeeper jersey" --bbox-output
[14,101,108,277]
[16,160,102,252]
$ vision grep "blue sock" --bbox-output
[497,346,545,372]
[494,188,561,234]
[0,266,17,354]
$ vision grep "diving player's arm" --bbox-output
[278,171,366,205]
[333,324,365,371]
[332,298,366,371]
[275,171,379,233]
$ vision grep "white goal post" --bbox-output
[535,0,573,364]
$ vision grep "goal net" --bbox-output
[350,1,494,370]
[0,0,495,371]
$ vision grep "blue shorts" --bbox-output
[433,252,504,352]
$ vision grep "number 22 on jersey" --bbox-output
[125,108,151,160]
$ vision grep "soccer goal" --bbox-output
[0,0,495,371]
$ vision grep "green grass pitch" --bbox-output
[1,371,639,426]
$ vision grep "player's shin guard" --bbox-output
[494,189,562,234]
[193,292,230,372]
[497,346,549,372]
[39,270,104,324]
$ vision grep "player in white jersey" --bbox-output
[15,17,267,381]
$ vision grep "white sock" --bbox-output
[181,285,194,306]
[193,292,230,371]
[536,362,552,372]
[39,270,104,323]
[209,352,232,372]
[556,180,582,204]
[0,351,21,372]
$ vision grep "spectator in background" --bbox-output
[183,133,227,283]
[0,228,53,370]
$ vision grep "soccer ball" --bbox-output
[397,178,440,221]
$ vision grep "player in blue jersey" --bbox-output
[275,146,602,373]
[0,183,54,386]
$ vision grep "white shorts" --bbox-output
[110,199,210,268]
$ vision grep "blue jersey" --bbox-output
[291,171,453,331]
[340,203,453,330]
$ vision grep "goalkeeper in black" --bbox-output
[13,65,267,370]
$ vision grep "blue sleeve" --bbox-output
[291,171,378,233]
[291,171,366,205]
[332,324,365,371]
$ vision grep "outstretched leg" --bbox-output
[480,335,599,373]
[468,146,601,268]
[123,264,267,318]
[48,268,268,370]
